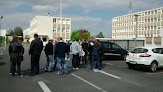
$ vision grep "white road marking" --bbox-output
[72,74,106,92]
[93,69,121,79]
[105,63,113,65]
[38,81,51,92]
[0,52,3,55]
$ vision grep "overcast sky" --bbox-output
[0,0,163,37]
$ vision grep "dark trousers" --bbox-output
[31,54,40,74]
[90,55,92,65]
[82,52,87,64]
[72,54,79,68]
[10,62,14,73]
[12,62,21,76]
[53,54,57,70]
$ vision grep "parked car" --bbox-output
[88,40,128,60]
[126,47,163,72]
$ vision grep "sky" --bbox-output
[0,0,163,37]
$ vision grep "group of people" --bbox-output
[9,34,103,78]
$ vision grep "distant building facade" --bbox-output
[30,16,71,44]
[23,28,30,42]
[112,7,163,39]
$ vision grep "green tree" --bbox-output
[70,30,79,41]
[13,27,23,36]
[82,32,90,40]
[96,32,105,38]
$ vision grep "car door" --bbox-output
[102,42,113,56]
[158,48,163,66]
[111,43,122,57]
[152,48,163,66]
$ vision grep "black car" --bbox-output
[88,40,128,60]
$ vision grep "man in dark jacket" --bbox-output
[44,39,53,72]
[29,34,43,76]
[82,39,88,65]
[55,37,68,75]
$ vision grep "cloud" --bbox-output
[32,5,57,11]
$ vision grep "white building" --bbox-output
[23,28,30,42]
[30,16,71,45]
[0,29,7,36]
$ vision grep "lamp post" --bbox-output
[133,14,140,47]
[0,16,3,36]
[60,0,62,37]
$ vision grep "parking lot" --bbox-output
[1,44,163,92]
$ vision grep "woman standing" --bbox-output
[9,36,24,77]
[91,42,101,70]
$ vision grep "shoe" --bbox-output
[49,70,53,72]
[99,69,101,70]
[35,73,39,75]
[65,72,68,74]
[18,75,23,78]
[76,67,79,70]
[57,72,62,75]
[9,73,12,75]
[45,70,48,72]
[73,67,76,70]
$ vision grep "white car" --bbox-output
[126,47,163,72]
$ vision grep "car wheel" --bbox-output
[149,62,158,72]
[128,64,135,69]
[122,54,127,61]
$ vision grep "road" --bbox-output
[0,44,163,92]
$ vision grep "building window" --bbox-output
[158,18,160,21]
[58,28,60,32]
[43,38,47,42]
[154,18,157,22]
[151,26,153,30]
[148,11,150,15]
[154,10,157,14]
[145,12,147,15]
[158,27,160,29]
[148,19,150,22]
[154,26,156,29]
[151,11,153,14]
[53,19,56,23]
[151,18,153,22]
[53,30,56,32]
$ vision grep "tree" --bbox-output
[70,30,79,41]
[96,32,105,38]
[13,27,23,36]
[82,32,90,40]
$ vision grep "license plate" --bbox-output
[129,61,137,64]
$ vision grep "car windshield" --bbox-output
[131,48,148,53]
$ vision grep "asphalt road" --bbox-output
[1,44,163,92]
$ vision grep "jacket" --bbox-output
[92,46,101,56]
[29,38,43,55]
[55,41,68,58]
[70,41,80,55]
[88,45,94,55]
[44,42,53,55]
[9,41,24,62]
[82,42,88,52]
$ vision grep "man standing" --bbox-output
[70,39,80,70]
[96,39,103,67]
[82,39,88,65]
[55,37,68,75]
[53,40,58,70]
[29,34,43,76]
[44,40,53,72]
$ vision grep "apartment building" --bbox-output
[30,16,71,44]
[112,7,163,39]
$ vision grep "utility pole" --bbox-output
[133,14,140,47]
[60,0,62,38]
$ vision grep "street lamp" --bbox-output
[133,14,140,47]
[0,16,3,36]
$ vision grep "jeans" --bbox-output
[56,57,68,74]
[91,55,101,70]
[10,62,14,73]
[53,54,57,70]
[31,54,40,74]
[72,54,79,68]
[12,62,21,76]
[46,55,53,71]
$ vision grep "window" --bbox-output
[148,19,150,22]
[112,43,121,50]
[151,26,153,30]
[103,43,111,49]
[43,38,47,42]
[152,48,163,54]
[131,48,148,53]
[154,26,156,29]
[151,11,153,14]
[53,19,56,23]
[154,18,157,21]
[154,10,157,14]
[158,18,160,21]
[53,30,56,32]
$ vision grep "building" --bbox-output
[0,29,12,36]
[23,28,30,42]
[112,7,163,39]
[30,16,71,45]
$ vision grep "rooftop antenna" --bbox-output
[129,0,132,14]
